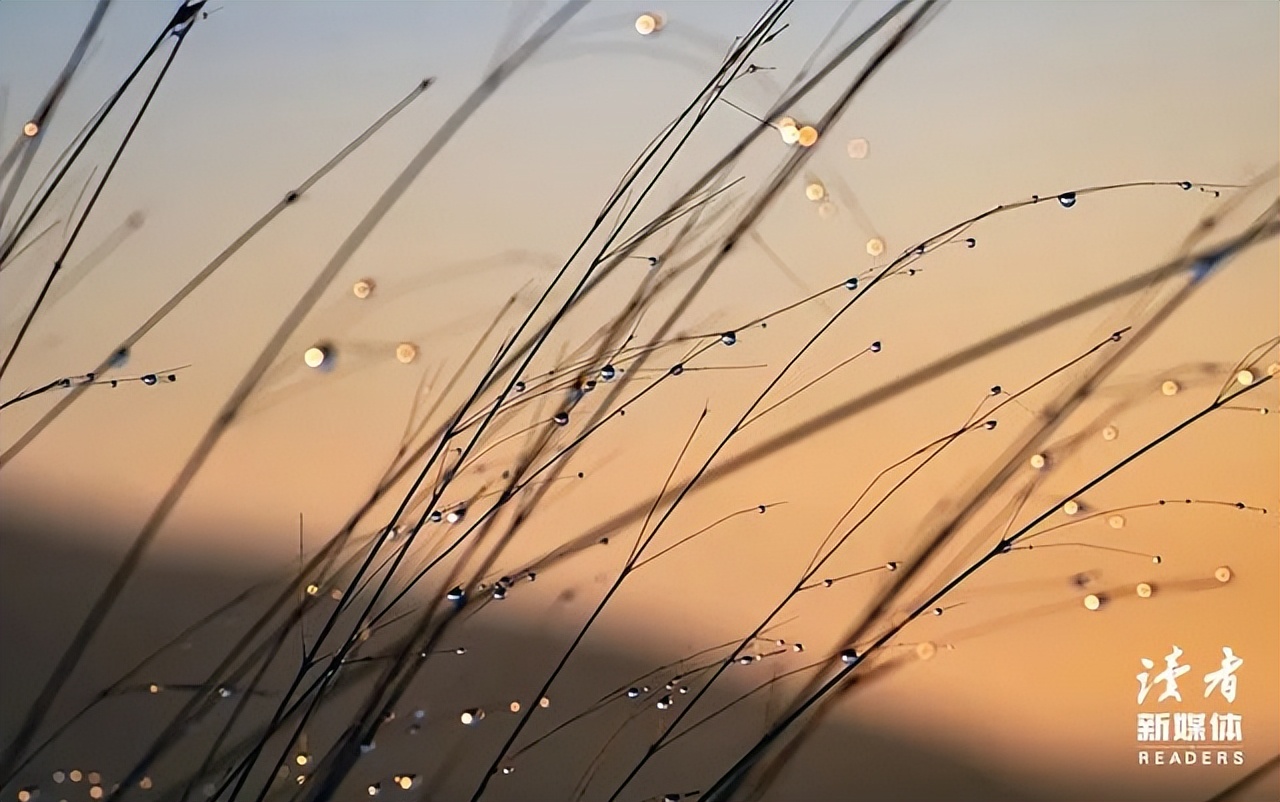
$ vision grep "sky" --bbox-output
[0,2,1277,801]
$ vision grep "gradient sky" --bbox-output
[1,2,1277,801]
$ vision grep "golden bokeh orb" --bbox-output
[304,347,326,369]
[635,13,663,35]
[395,342,419,364]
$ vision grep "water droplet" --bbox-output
[990,385,1002,395]
[1236,369,1255,386]
[965,237,976,248]
[1083,593,1105,611]
[492,585,507,601]
[23,121,40,137]
[1214,566,1232,583]
[796,125,819,147]
[932,607,944,616]
[501,766,515,776]
[1136,582,1153,598]
[430,510,443,523]
[647,256,661,268]
[1029,453,1048,470]
[553,411,569,426]
[1057,192,1077,208]
[1161,380,1180,396]
[779,122,801,144]
[792,643,804,652]
[846,137,869,159]
[720,331,737,346]
[984,420,997,430]
[865,237,885,257]
[1179,181,1192,190]
[69,771,83,783]
[17,788,37,802]
[446,506,466,524]
[844,277,858,291]
[737,655,754,665]
[52,773,65,784]
[1102,424,1119,441]
[395,775,417,790]
[539,697,550,708]
[460,708,485,725]
[656,695,673,710]
[141,374,157,386]
[840,648,858,664]
[1108,515,1126,530]
[804,181,826,202]
[509,701,521,713]
[626,687,641,698]
[669,364,684,376]
[367,783,380,796]
[600,365,617,381]
[352,279,375,299]
[885,561,898,571]
[140,777,153,790]
[1152,555,1162,565]
[89,788,103,800]
[446,586,465,602]
[1062,500,1080,516]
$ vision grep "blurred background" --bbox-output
[0,2,1276,800]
